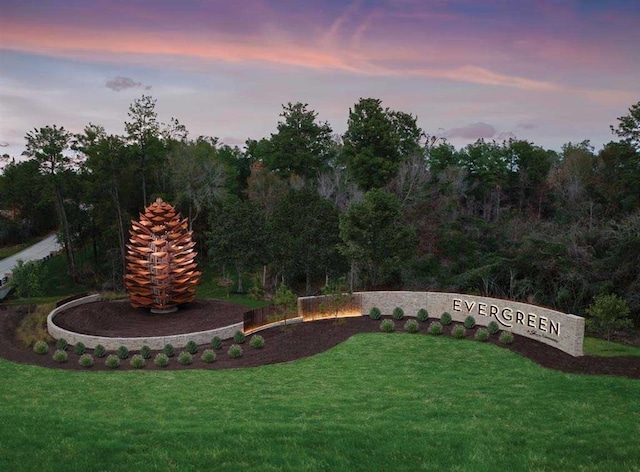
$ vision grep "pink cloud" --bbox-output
[444,122,497,140]
[0,0,636,105]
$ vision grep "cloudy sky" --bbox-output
[1,0,639,161]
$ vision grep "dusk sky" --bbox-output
[1,0,639,161]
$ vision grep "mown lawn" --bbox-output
[1,334,639,471]
[583,336,640,357]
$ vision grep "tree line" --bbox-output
[1,96,639,324]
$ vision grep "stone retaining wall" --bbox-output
[49,291,585,356]
[47,295,243,350]
[358,291,584,356]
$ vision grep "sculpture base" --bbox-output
[150,306,178,314]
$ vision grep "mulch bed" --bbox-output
[1,299,639,378]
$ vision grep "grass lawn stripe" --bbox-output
[1,334,639,471]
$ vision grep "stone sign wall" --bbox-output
[358,291,584,357]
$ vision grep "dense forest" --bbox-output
[1,96,639,324]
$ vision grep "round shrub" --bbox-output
[440,312,452,325]
[178,351,193,365]
[249,335,265,349]
[56,338,68,351]
[163,343,175,357]
[499,331,515,345]
[116,345,129,360]
[451,324,466,339]
[428,321,443,335]
[201,349,216,363]
[392,307,405,320]
[404,319,419,333]
[33,340,48,355]
[380,319,395,333]
[186,340,198,354]
[74,342,86,355]
[369,307,382,320]
[416,308,429,322]
[475,328,489,342]
[228,344,243,358]
[52,349,68,363]
[233,331,246,344]
[154,353,169,367]
[94,344,106,358]
[105,354,120,369]
[487,321,500,335]
[130,354,146,369]
[78,354,94,368]
[211,336,222,350]
[139,345,152,359]
[464,316,476,329]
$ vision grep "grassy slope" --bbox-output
[1,334,639,472]
[583,337,640,357]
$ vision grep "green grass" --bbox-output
[1,334,639,472]
[195,269,267,308]
[584,336,640,357]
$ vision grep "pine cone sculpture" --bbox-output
[124,197,201,313]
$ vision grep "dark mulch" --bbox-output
[1,300,639,378]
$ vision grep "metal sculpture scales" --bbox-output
[124,198,201,313]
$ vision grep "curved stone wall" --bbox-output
[47,295,243,350]
[358,291,584,356]
[49,291,585,356]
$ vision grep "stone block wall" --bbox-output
[47,295,243,350]
[353,291,583,357]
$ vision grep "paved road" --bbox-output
[0,234,62,278]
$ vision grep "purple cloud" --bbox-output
[105,76,152,92]
[444,122,497,139]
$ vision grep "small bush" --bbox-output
[249,335,265,349]
[475,328,489,342]
[116,345,129,359]
[186,340,198,354]
[178,351,193,365]
[52,349,68,363]
[499,331,515,345]
[380,319,395,333]
[154,353,169,367]
[451,324,466,339]
[201,349,216,363]
[139,345,152,359]
[392,307,404,320]
[234,331,246,344]
[428,321,443,335]
[404,319,419,333]
[33,340,48,355]
[228,344,243,358]
[105,354,120,369]
[464,316,476,329]
[74,342,86,355]
[130,354,146,369]
[78,354,94,368]
[440,312,452,325]
[94,344,106,358]
[417,308,429,322]
[487,321,500,334]
[369,307,382,320]
[211,336,222,350]
[56,338,68,351]
[163,344,175,357]
[15,303,54,348]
